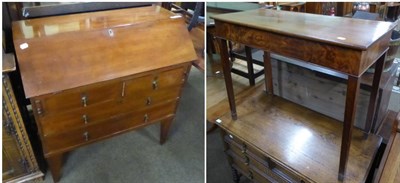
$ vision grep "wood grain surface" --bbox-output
[12,6,197,98]
[211,9,394,50]
[216,83,381,183]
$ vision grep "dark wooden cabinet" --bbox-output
[12,5,197,182]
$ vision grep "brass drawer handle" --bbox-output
[245,156,250,166]
[81,95,88,107]
[146,97,152,105]
[241,144,247,154]
[248,171,253,180]
[82,114,88,124]
[83,132,89,141]
[144,114,149,123]
[152,80,158,90]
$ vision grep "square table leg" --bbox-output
[365,53,386,133]
[339,75,360,180]
[218,38,237,120]
[245,46,256,86]
[263,51,274,95]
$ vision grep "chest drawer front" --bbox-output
[225,134,309,183]
[34,80,121,116]
[124,66,186,97]
[39,100,120,136]
[43,101,176,155]
[120,84,181,111]
[229,150,275,183]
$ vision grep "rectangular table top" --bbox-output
[211,9,394,50]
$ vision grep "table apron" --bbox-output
[214,20,392,77]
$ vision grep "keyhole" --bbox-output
[108,29,114,37]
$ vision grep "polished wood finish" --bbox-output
[212,9,393,51]
[218,38,237,120]
[214,24,391,78]
[339,75,360,180]
[244,46,255,86]
[160,116,174,145]
[263,51,273,94]
[46,155,62,182]
[43,102,176,156]
[12,6,197,98]
[13,6,196,182]
[212,8,393,181]
[365,53,386,133]
[216,83,381,183]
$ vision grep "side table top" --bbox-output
[211,9,395,50]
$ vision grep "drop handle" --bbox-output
[144,114,149,123]
[146,97,152,105]
[82,114,88,124]
[81,95,88,107]
[245,156,250,166]
[152,80,158,90]
[241,144,247,154]
[248,171,253,180]
[83,132,89,141]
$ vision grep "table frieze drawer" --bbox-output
[33,80,121,116]
[123,66,187,99]
[43,101,177,155]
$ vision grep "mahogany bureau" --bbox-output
[12,6,197,182]
[211,8,395,182]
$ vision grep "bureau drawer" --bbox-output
[120,84,181,110]
[123,66,186,98]
[225,134,309,183]
[33,80,121,115]
[39,100,120,136]
[43,101,176,155]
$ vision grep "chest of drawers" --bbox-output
[12,6,197,182]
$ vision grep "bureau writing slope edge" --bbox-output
[211,9,395,182]
[12,6,197,182]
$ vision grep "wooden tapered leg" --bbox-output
[218,38,237,120]
[245,46,255,86]
[339,75,360,180]
[160,117,174,145]
[365,53,386,133]
[47,154,63,183]
[263,51,274,95]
